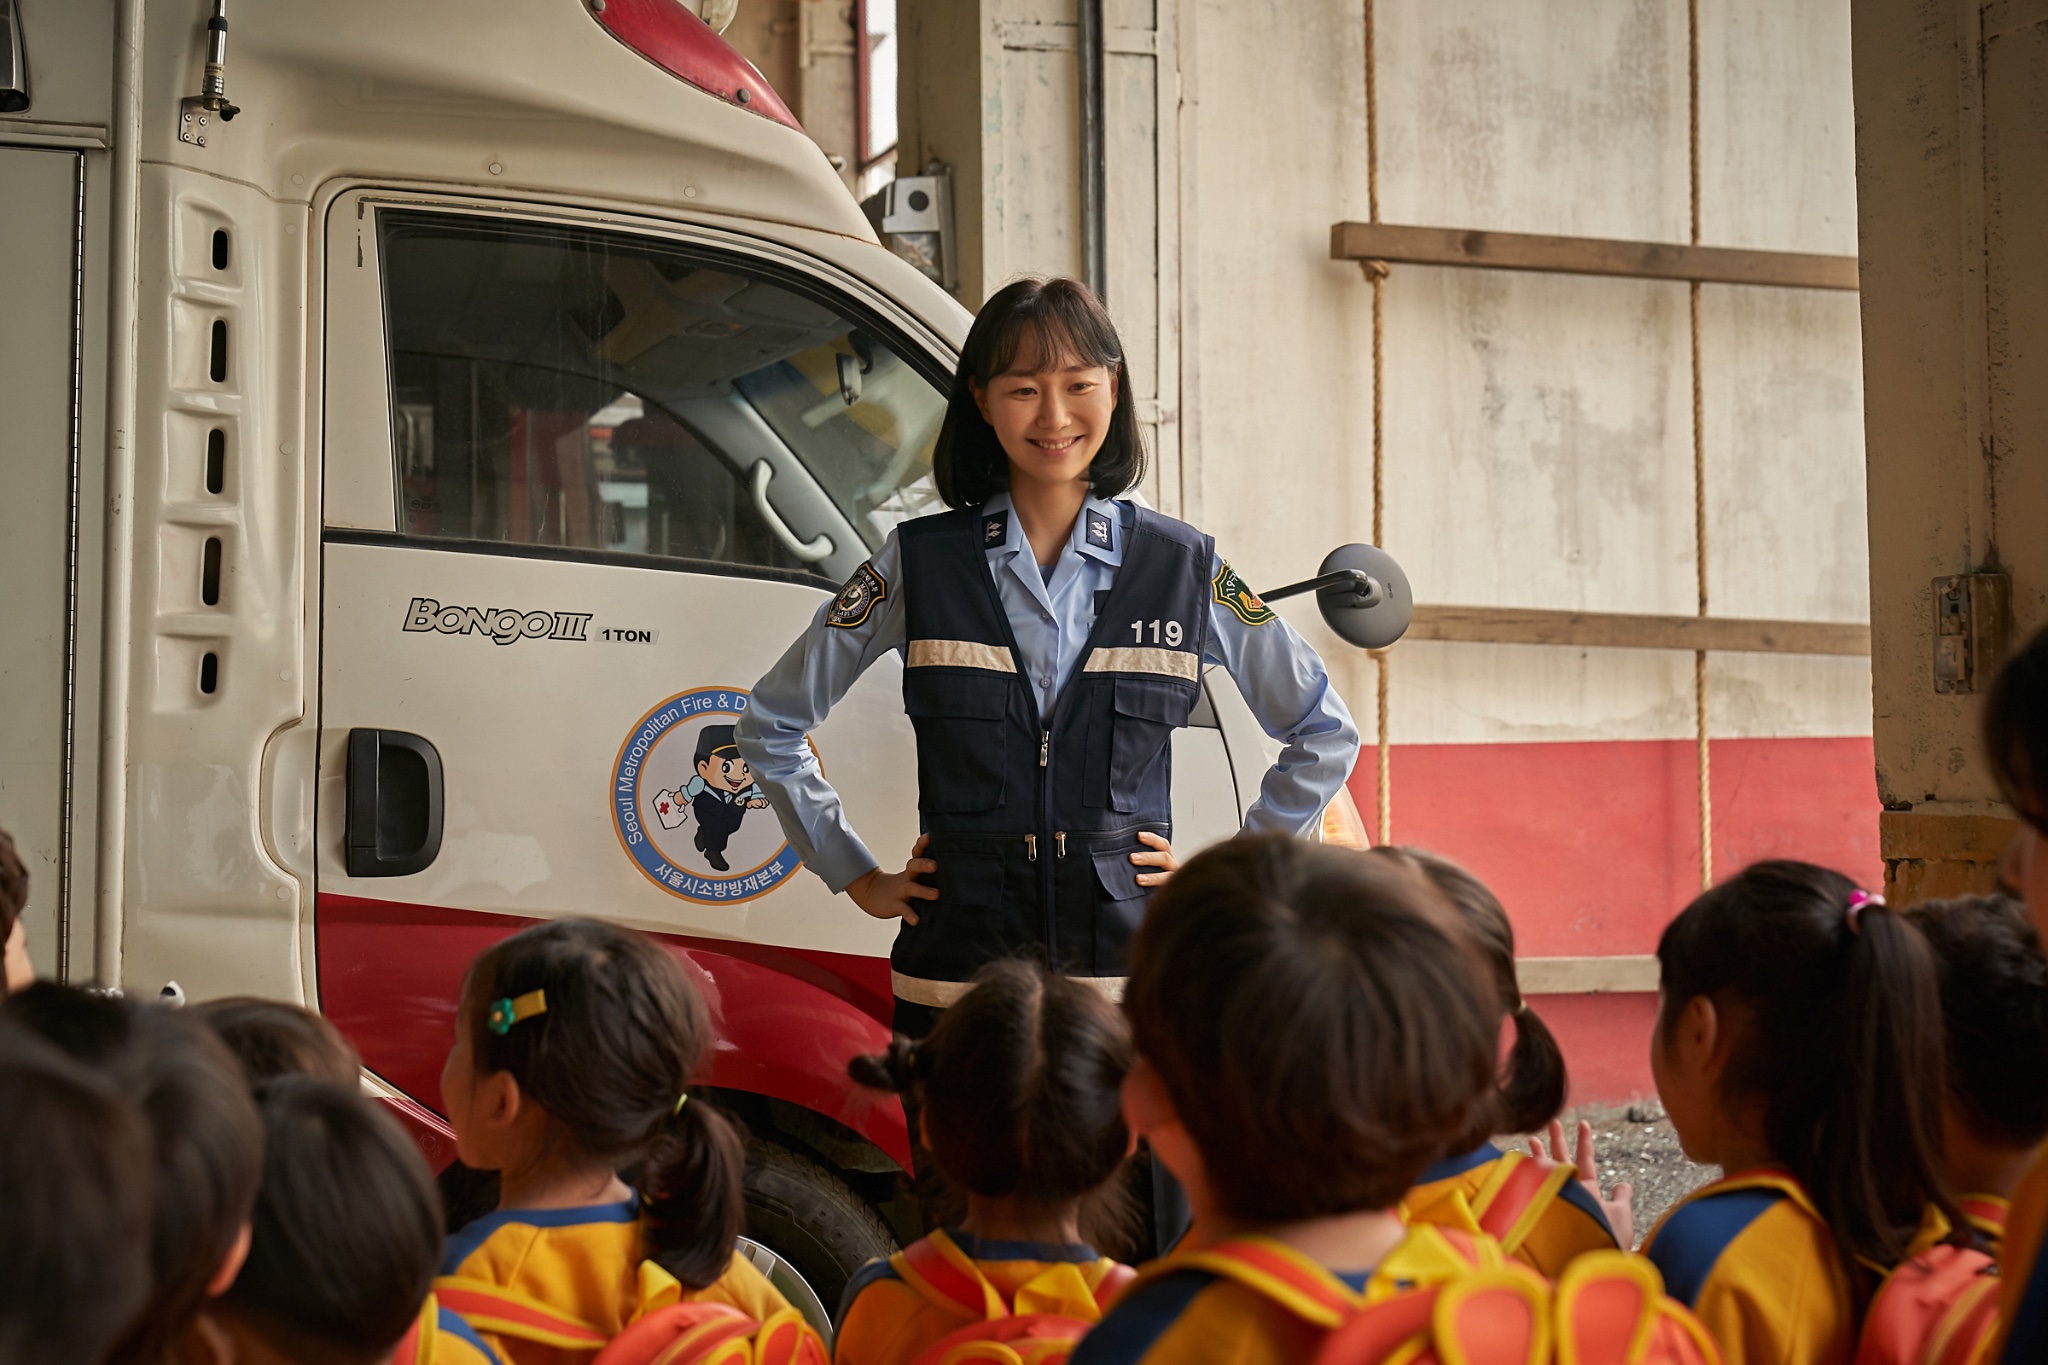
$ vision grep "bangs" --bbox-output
[977,286,1124,381]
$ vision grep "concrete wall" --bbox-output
[1853,0,2048,900]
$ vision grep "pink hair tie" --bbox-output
[1845,889,1885,933]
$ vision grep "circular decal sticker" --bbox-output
[612,687,802,904]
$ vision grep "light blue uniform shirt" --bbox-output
[735,492,1360,892]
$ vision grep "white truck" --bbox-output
[0,0,1372,1319]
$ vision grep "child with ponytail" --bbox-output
[835,959,1136,1365]
[1640,860,1959,1365]
[1370,847,1628,1269]
[435,917,792,1363]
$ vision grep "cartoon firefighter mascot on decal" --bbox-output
[651,725,771,874]
[735,277,1359,1040]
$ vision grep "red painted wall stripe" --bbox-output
[1351,735,1880,1100]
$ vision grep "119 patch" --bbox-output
[827,561,887,628]
[1212,562,1275,626]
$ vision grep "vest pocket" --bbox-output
[1089,847,1149,970]
[903,672,1011,813]
[1089,676,1197,812]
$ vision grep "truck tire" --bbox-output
[743,1139,898,1323]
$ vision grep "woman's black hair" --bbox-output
[0,1021,155,1365]
[463,917,744,1290]
[1656,860,1961,1293]
[1985,622,2048,833]
[931,277,1146,509]
[850,959,1133,1216]
[1125,835,1501,1223]
[220,1078,443,1365]
[2,982,265,1365]
[0,826,28,988]
[1370,847,1568,1141]
[1902,893,2048,1152]
[193,995,362,1087]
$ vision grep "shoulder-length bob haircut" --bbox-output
[933,277,1147,508]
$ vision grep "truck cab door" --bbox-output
[313,192,950,1107]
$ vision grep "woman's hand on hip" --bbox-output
[846,834,940,925]
[1130,831,1178,887]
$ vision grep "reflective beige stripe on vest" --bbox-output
[906,639,1018,673]
[891,971,1127,1008]
[1081,647,1200,682]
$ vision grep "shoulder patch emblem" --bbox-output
[1085,508,1113,549]
[828,561,887,628]
[1212,562,1274,626]
[982,511,1009,546]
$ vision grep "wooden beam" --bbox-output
[1516,956,1660,994]
[1408,605,1871,656]
[1331,221,1859,291]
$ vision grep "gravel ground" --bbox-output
[1500,1101,1719,1248]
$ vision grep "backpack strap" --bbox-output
[391,1295,433,1365]
[1468,1151,1579,1254]
[896,1232,1010,1321]
[1166,1237,1366,1330]
[433,1275,612,1352]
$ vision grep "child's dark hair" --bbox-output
[0,1021,155,1365]
[1656,860,1960,1289]
[1902,893,2048,1150]
[1124,835,1500,1222]
[220,1078,443,1365]
[850,959,1133,1207]
[2,981,265,1365]
[463,917,744,1289]
[193,995,361,1087]
[932,277,1146,508]
[1370,847,1567,1139]
[1986,622,2048,832]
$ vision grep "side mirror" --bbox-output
[1260,544,1412,650]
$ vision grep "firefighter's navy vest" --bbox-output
[892,502,1213,997]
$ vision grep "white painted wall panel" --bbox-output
[1383,267,1695,615]
[1375,0,1688,241]
[1701,0,1859,254]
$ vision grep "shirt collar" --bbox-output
[978,491,1123,567]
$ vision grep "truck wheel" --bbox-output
[743,1139,898,1325]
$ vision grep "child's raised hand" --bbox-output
[1130,831,1178,887]
[1531,1118,1635,1249]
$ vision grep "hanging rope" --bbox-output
[1688,0,1713,888]
[1363,0,1391,845]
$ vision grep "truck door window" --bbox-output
[378,212,948,578]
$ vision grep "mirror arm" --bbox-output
[1260,568,1383,607]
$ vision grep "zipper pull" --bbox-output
[1056,831,1067,858]
[1039,731,1050,767]
[1025,833,1038,862]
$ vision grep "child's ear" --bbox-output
[1679,994,1724,1078]
[206,1221,253,1297]
[480,1067,525,1132]
[971,380,992,426]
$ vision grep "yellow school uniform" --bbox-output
[435,1197,792,1365]
[1642,1168,1852,1365]
[1066,1224,1506,1365]
[394,1292,510,1365]
[1995,1151,2048,1363]
[1404,1141,1620,1275]
[834,1229,1130,1365]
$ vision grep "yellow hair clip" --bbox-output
[486,989,548,1036]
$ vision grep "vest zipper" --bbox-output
[1025,833,1038,862]
[1056,831,1067,858]
[1040,731,1049,767]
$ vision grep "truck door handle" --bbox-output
[749,461,836,562]
[345,729,444,877]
